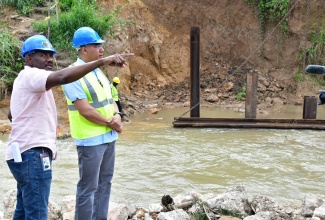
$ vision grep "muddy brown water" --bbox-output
[1,104,325,209]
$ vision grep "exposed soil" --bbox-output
[0,0,324,135]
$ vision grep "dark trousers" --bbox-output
[75,142,116,220]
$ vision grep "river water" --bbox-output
[1,104,325,209]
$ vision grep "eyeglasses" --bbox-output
[85,43,103,48]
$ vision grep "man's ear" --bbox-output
[78,46,87,56]
[25,55,33,66]
[82,46,89,54]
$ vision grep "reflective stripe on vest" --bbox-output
[67,76,114,111]
[63,60,115,139]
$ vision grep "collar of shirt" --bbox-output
[77,57,100,78]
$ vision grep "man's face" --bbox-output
[26,50,54,70]
[82,43,104,61]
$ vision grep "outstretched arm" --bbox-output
[46,53,134,90]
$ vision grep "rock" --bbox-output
[205,94,219,102]
[0,211,4,220]
[1,186,325,220]
[157,209,190,220]
[3,190,15,219]
[219,216,242,220]
[222,82,234,92]
[131,207,148,219]
[149,204,163,213]
[206,186,252,217]
[48,202,61,220]
[250,195,292,219]
[61,196,75,220]
[243,211,271,220]
[313,204,325,220]
[259,77,270,87]
[301,195,324,218]
[109,202,136,220]
[265,97,272,105]
[257,83,267,92]
[149,108,159,114]
[273,97,284,105]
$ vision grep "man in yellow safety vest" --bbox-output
[62,26,133,220]
[111,76,123,113]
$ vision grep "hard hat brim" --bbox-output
[21,48,58,58]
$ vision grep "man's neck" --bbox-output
[78,55,91,63]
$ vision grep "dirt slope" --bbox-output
[105,0,324,103]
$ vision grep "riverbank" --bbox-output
[1,185,325,220]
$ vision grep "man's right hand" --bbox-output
[107,114,123,133]
[103,53,134,67]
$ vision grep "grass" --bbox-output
[0,29,23,90]
[33,0,132,55]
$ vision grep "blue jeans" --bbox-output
[7,147,52,220]
[75,142,115,220]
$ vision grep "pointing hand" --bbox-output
[103,53,134,67]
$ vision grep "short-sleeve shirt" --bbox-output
[62,58,118,146]
[6,66,57,160]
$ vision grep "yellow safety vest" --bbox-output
[63,61,115,139]
[111,84,119,101]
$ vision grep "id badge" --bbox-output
[40,153,51,171]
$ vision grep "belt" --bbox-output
[32,147,48,151]
[31,147,52,158]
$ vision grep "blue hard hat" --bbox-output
[72,27,106,48]
[21,35,57,58]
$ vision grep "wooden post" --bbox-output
[190,27,200,117]
[245,71,258,118]
[303,96,317,119]
[47,0,51,39]
[56,0,60,20]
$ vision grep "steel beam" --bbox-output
[190,27,200,117]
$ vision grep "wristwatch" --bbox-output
[114,112,123,118]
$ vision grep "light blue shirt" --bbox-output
[62,58,118,146]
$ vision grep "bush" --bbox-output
[236,84,247,101]
[0,0,46,16]
[0,30,23,90]
[59,0,74,12]
[304,30,325,66]
[294,71,302,82]
[33,0,130,55]
[236,92,246,101]
[246,0,290,39]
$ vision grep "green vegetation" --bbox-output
[246,0,290,39]
[33,0,130,55]
[192,211,209,220]
[236,84,247,101]
[299,29,325,86]
[60,0,74,12]
[192,199,243,219]
[236,91,246,101]
[301,30,325,66]
[0,0,45,16]
[315,77,325,86]
[294,71,303,82]
[0,30,23,90]
[0,0,131,93]
[304,71,325,87]
[246,0,325,88]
